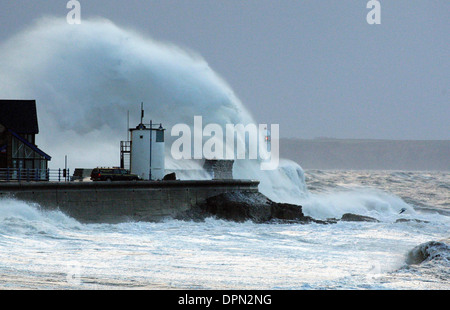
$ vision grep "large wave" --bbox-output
[406,239,450,265]
[0,17,307,203]
[1,17,434,214]
[0,198,81,235]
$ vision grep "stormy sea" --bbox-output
[0,170,448,290]
[0,18,448,291]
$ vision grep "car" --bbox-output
[90,167,140,181]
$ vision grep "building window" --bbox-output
[10,134,48,170]
[156,130,164,143]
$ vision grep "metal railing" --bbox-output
[0,168,71,182]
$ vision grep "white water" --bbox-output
[0,171,449,290]
[0,18,448,289]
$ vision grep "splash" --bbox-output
[0,17,307,203]
[299,187,416,220]
[0,198,81,235]
[0,17,427,212]
[406,239,450,265]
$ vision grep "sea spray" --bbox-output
[0,198,81,236]
[406,239,450,265]
[0,18,431,214]
[299,187,415,220]
[0,17,307,203]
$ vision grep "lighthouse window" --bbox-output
[140,135,143,139]
[156,130,164,143]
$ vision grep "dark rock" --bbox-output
[340,213,379,223]
[271,203,307,222]
[163,172,177,181]
[176,191,315,223]
[198,191,276,223]
[395,218,430,224]
[179,191,322,224]
[176,191,382,225]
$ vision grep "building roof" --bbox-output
[0,100,39,134]
[9,129,51,160]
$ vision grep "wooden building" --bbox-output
[0,100,51,171]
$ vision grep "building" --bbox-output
[128,121,166,180]
[0,100,51,173]
[119,104,166,180]
[203,159,234,180]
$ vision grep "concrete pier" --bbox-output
[0,180,259,223]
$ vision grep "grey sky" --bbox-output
[0,1,448,140]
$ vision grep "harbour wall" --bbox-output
[0,180,259,223]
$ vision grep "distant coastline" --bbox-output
[280,138,450,171]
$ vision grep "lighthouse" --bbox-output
[128,105,165,180]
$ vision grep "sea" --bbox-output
[0,169,448,290]
[1,17,448,293]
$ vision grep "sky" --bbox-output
[0,0,448,140]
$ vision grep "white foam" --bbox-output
[0,198,81,234]
[300,187,415,220]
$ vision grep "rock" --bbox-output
[163,172,177,181]
[395,218,429,224]
[340,213,379,223]
[198,191,279,223]
[176,191,382,225]
[271,203,309,222]
[179,191,321,224]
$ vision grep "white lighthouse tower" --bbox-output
[129,105,165,180]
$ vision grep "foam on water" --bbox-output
[299,188,415,221]
[406,239,450,265]
[0,178,449,290]
[0,198,82,236]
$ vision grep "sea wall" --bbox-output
[0,180,259,223]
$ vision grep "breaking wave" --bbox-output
[0,17,305,203]
[0,198,81,236]
[406,239,450,265]
[299,188,415,220]
[0,17,441,217]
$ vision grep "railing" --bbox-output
[0,168,71,182]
